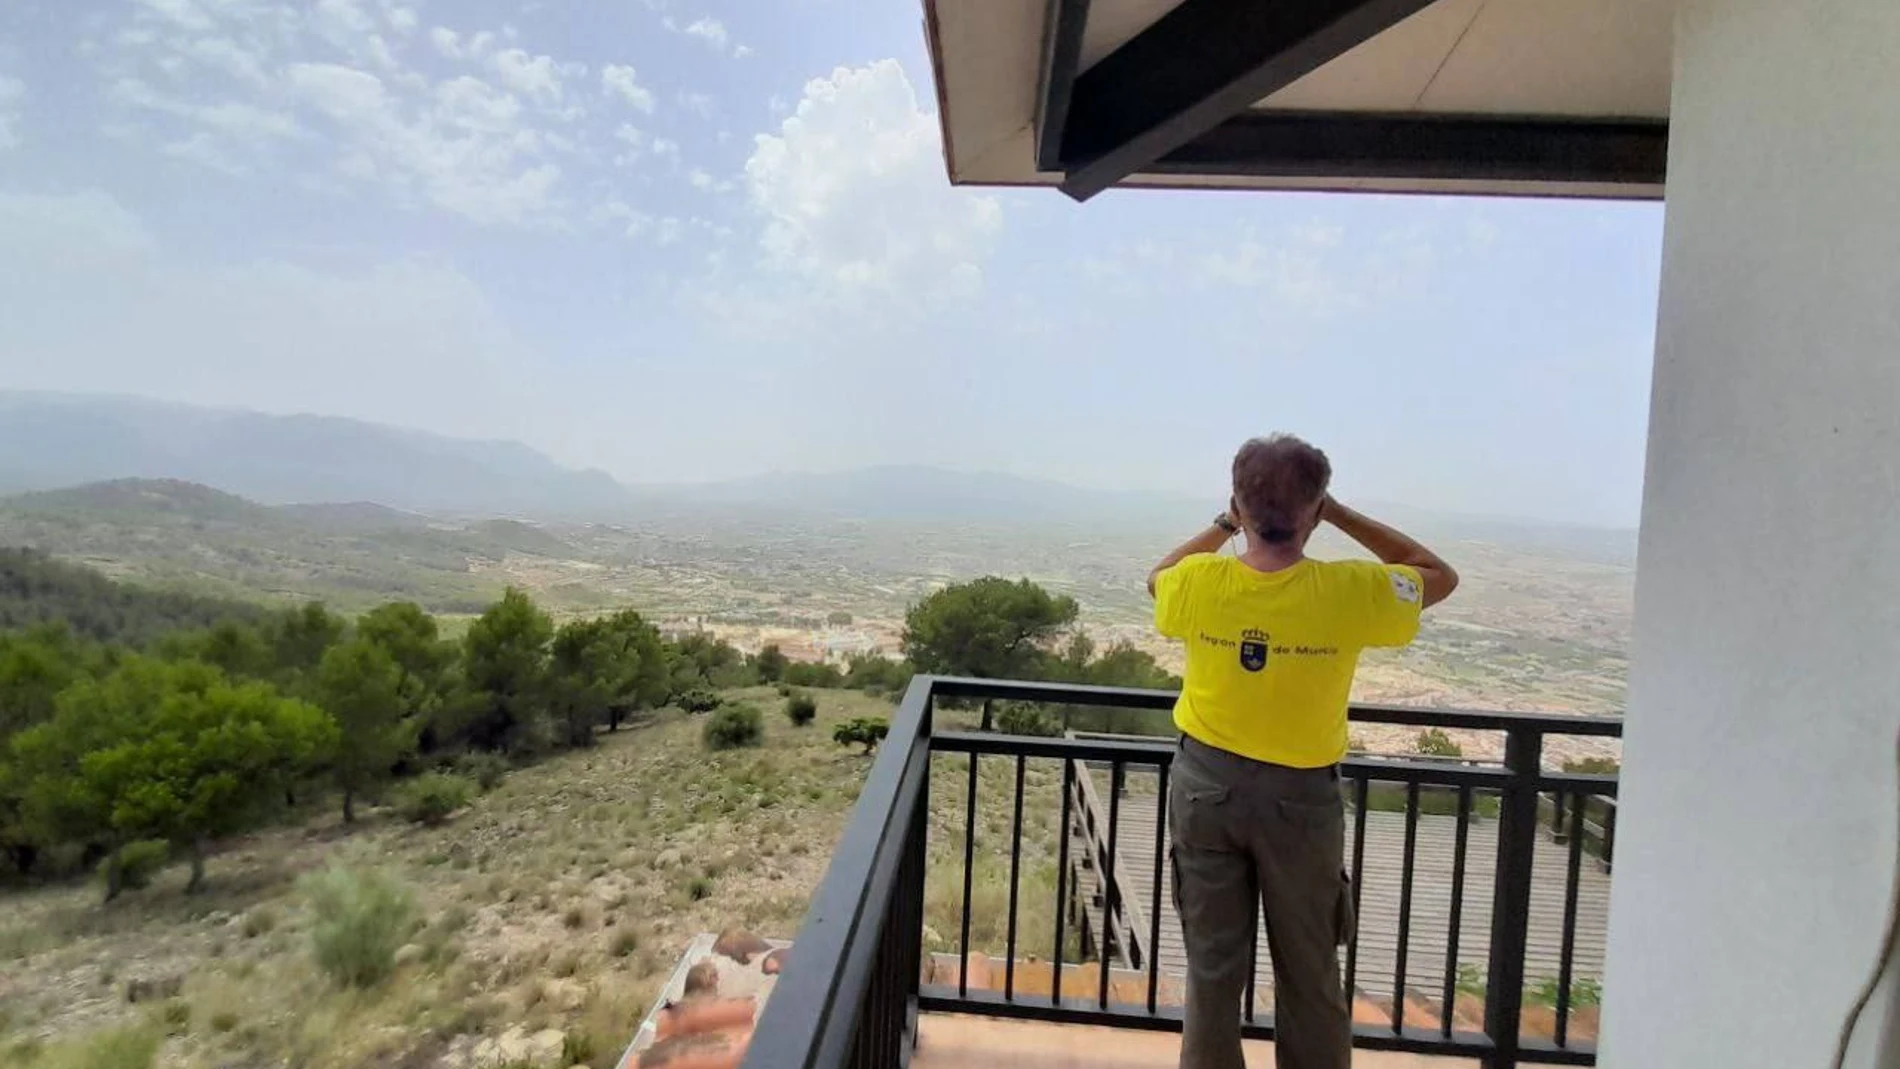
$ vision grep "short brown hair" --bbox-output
[1232,435,1331,544]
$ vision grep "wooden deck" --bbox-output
[913,1013,1473,1069]
[1067,766,1610,1008]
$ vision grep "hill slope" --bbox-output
[0,479,585,612]
[0,546,266,645]
[0,391,634,518]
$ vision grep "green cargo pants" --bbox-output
[1170,735,1354,1069]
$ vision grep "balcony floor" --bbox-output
[914,1014,1472,1069]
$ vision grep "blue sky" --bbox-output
[0,0,1665,527]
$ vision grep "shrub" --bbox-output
[562,1031,597,1066]
[46,1025,161,1069]
[100,840,171,894]
[677,686,722,714]
[775,682,795,698]
[783,661,844,688]
[241,907,277,939]
[1414,728,1463,758]
[703,704,763,751]
[1563,756,1621,775]
[784,693,818,727]
[995,702,1061,737]
[611,930,639,958]
[302,865,419,989]
[209,1011,240,1034]
[833,717,890,755]
[454,752,510,792]
[394,772,475,826]
[158,998,191,1034]
[687,876,714,901]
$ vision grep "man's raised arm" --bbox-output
[1323,498,1459,607]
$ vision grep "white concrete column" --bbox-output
[1601,1,1900,1067]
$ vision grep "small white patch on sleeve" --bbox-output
[1390,571,1421,604]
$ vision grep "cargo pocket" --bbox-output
[1168,760,1232,848]
[1332,871,1356,948]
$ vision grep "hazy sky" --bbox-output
[0,0,1665,527]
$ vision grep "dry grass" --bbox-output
[0,687,896,1069]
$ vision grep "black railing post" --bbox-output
[1483,728,1543,1069]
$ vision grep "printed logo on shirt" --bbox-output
[1390,571,1421,604]
[1238,628,1269,672]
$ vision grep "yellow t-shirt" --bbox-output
[1154,554,1423,768]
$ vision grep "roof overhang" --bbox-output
[924,0,1672,201]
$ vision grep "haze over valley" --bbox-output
[1,392,1634,730]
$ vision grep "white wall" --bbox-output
[1601,1,1900,1067]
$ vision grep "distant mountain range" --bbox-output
[0,391,633,518]
[0,391,1202,525]
[0,392,1634,562]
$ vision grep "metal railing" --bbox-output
[742,676,1621,1069]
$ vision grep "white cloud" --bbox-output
[651,136,679,159]
[682,17,727,47]
[0,76,24,151]
[734,44,755,59]
[428,26,461,58]
[491,48,568,104]
[743,60,1000,299]
[285,62,387,119]
[97,3,596,227]
[382,3,419,36]
[181,36,270,85]
[687,168,714,190]
[280,63,569,225]
[594,198,654,239]
[600,64,655,113]
[677,91,715,118]
[611,123,646,167]
[133,0,215,32]
[661,13,742,54]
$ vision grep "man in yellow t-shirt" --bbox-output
[1149,434,1457,1069]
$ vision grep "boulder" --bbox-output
[472,1025,569,1069]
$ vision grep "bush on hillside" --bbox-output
[703,703,764,751]
[393,772,475,825]
[995,702,1062,737]
[1562,756,1620,775]
[783,661,845,688]
[677,686,722,714]
[453,751,509,792]
[98,840,170,894]
[784,692,818,727]
[302,865,419,989]
[833,717,890,755]
[1414,728,1463,758]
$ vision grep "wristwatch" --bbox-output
[1213,513,1239,534]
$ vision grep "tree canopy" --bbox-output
[314,637,416,822]
[458,587,555,753]
[10,656,335,895]
[902,576,1079,679]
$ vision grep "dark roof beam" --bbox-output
[1059,0,1445,201]
[1033,0,1092,173]
[1151,112,1669,188]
